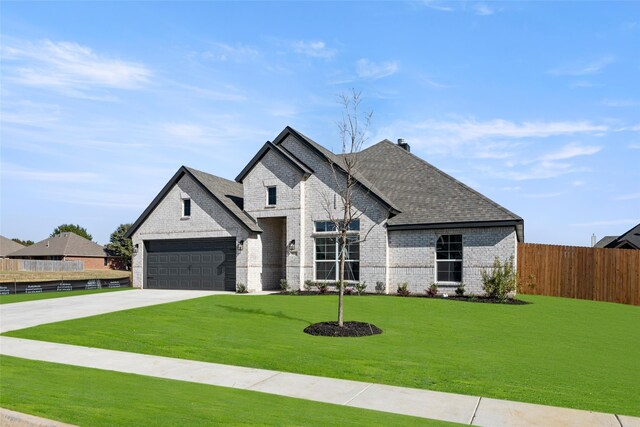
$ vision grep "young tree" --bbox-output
[324,89,373,327]
[51,224,93,241]
[105,223,133,269]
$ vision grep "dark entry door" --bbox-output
[145,238,236,291]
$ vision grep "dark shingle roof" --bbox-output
[185,167,261,233]
[9,232,107,258]
[356,140,523,239]
[594,236,618,248]
[0,236,25,257]
[605,223,640,249]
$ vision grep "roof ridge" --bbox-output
[185,166,239,187]
[377,140,521,220]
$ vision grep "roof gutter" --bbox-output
[387,219,525,242]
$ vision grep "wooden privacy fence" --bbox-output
[517,243,640,306]
[0,259,84,272]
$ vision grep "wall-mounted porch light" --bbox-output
[133,243,139,256]
[237,239,245,252]
[288,239,296,255]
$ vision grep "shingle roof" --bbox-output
[356,140,524,239]
[594,236,618,248]
[185,167,261,233]
[235,141,313,183]
[605,223,640,249]
[0,236,25,257]
[9,232,107,258]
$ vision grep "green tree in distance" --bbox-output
[105,223,133,269]
[51,224,93,241]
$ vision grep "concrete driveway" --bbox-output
[0,289,224,333]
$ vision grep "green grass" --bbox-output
[0,356,454,426]
[6,294,640,416]
[0,287,131,304]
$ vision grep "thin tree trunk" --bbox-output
[338,232,346,327]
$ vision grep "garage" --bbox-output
[145,238,236,291]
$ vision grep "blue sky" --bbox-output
[1,1,638,246]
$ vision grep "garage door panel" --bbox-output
[145,238,236,291]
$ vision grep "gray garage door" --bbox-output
[145,238,236,291]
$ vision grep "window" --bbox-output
[182,199,191,217]
[436,235,462,282]
[314,220,360,282]
[267,186,277,206]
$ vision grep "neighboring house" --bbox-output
[0,236,25,257]
[595,224,640,249]
[126,126,524,294]
[8,232,121,269]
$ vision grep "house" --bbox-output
[126,126,524,294]
[595,223,640,249]
[0,236,25,258]
[8,232,121,269]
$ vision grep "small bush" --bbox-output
[397,283,410,297]
[455,283,465,296]
[481,256,517,301]
[235,283,248,294]
[316,282,328,294]
[303,279,314,291]
[344,285,354,295]
[375,281,386,294]
[279,278,289,292]
[426,283,438,297]
[354,281,367,295]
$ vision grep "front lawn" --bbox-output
[6,294,640,416]
[0,287,131,304]
[0,356,451,426]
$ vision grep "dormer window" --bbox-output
[267,186,277,206]
[182,198,191,217]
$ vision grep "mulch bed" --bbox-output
[304,321,383,337]
[442,296,530,305]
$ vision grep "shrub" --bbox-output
[455,283,465,296]
[279,278,289,292]
[235,283,248,294]
[303,279,314,291]
[426,283,438,297]
[354,281,367,295]
[316,282,328,294]
[481,256,517,301]
[375,281,385,294]
[344,285,354,295]
[397,283,410,297]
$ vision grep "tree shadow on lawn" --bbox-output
[216,304,312,325]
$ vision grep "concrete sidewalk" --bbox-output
[1,290,638,426]
[1,336,638,426]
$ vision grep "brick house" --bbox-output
[126,126,524,294]
[9,232,120,270]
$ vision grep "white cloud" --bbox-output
[421,1,454,12]
[479,160,585,181]
[613,192,640,201]
[198,42,259,62]
[629,143,640,149]
[538,143,601,161]
[1,163,102,183]
[3,39,151,94]
[549,55,614,76]
[356,59,399,80]
[571,219,637,227]
[474,3,495,15]
[292,40,336,59]
[164,123,206,140]
[601,99,640,107]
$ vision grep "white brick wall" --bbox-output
[388,226,517,295]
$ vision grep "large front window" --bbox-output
[436,235,462,282]
[314,221,360,282]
